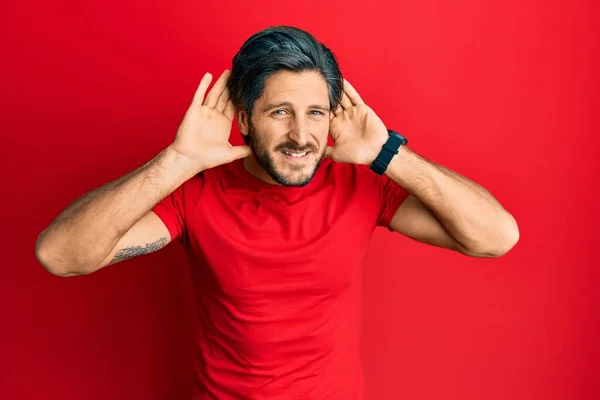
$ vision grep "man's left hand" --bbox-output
[326,79,389,165]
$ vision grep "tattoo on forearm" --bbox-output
[108,237,168,264]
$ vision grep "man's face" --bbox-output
[240,70,331,187]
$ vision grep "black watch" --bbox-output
[369,129,408,175]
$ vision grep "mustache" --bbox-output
[275,143,317,153]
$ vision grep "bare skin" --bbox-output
[36,69,519,279]
[35,70,251,276]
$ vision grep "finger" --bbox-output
[191,73,213,107]
[333,104,344,116]
[340,92,353,109]
[343,79,364,105]
[223,99,235,120]
[204,70,231,108]
[216,86,230,113]
[325,146,334,158]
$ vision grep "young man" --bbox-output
[35,26,519,399]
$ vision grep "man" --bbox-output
[35,26,519,399]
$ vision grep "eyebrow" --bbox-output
[261,101,331,113]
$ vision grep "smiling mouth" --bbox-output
[281,150,310,158]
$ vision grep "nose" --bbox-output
[287,115,310,148]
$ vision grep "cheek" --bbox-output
[254,120,284,145]
[271,131,291,149]
[257,117,330,146]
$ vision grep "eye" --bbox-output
[272,109,288,116]
[310,110,325,116]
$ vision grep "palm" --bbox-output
[175,105,233,158]
[170,70,251,172]
[326,80,389,165]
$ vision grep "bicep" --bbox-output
[97,211,172,268]
[389,195,469,255]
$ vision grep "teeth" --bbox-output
[284,151,307,157]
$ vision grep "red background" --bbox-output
[1,0,598,399]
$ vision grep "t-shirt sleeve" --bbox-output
[151,173,204,243]
[376,173,410,232]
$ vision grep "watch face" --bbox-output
[387,129,408,145]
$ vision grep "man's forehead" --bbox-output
[259,70,329,105]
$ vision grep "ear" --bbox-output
[237,109,250,138]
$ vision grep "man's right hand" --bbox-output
[169,70,252,172]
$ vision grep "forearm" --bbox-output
[36,146,198,272]
[385,146,519,256]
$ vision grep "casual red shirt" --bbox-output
[152,157,409,399]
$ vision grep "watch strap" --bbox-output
[369,130,407,175]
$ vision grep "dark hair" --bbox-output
[228,26,343,143]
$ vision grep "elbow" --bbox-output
[35,232,87,277]
[497,212,520,256]
[35,230,57,275]
[464,213,520,258]
[35,246,62,277]
[487,231,519,258]
[35,241,70,277]
[483,213,520,258]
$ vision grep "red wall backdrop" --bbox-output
[1,1,598,399]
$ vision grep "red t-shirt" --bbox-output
[152,157,409,399]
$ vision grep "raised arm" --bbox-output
[35,148,198,276]
[35,70,251,276]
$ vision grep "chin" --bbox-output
[280,175,313,187]
[270,167,315,187]
[269,151,323,187]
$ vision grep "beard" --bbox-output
[247,120,327,187]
